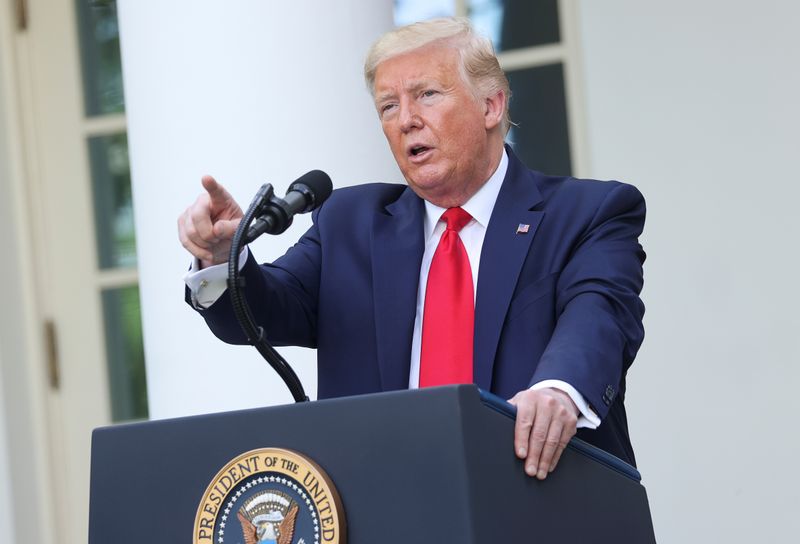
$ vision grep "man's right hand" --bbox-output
[178,175,243,269]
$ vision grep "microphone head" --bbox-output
[289,170,333,212]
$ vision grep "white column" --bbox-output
[118,0,398,418]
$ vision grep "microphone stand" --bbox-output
[227,184,309,403]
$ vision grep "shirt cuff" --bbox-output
[183,247,249,309]
[530,379,600,429]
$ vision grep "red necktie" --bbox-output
[420,207,474,387]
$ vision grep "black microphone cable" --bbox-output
[226,172,331,403]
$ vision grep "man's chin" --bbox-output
[406,174,445,196]
[408,181,471,208]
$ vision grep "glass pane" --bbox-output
[102,286,148,422]
[88,133,137,269]
[469,0,560,52]
[394,0,456,26]
[75,0,125,115]
[507,63,572,176]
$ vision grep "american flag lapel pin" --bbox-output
[516,223,530,234]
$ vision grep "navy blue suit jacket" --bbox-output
[193,149,646,465]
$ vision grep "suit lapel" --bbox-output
[371,188,425,391]
[473,152,545,390]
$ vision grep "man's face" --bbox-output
[373,44,502,207]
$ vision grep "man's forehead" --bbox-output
[373,46,460,94]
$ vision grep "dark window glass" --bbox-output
[75,0,125,115]
[102,286,148,422]
[88,133,136,269]
[507,63,572,176]
[469,0,560,51]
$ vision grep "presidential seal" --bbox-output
[194,448,345,544]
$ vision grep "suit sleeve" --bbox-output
[186,211,324,349]
[529,182,646,420]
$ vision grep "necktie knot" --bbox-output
[442,207,472,232]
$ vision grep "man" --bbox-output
[179,18,645,480]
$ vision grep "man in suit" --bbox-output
[179,18,645,479]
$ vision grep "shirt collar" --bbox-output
[422,148,509,241]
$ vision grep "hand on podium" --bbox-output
[509,387,579,480]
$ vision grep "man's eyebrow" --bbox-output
[375,79,437,103]
[375,90,397,103]
[406,80,434,93]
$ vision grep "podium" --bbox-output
[89,385,656,543]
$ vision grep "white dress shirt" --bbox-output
[184,248,248,309]
[184,149,598,428]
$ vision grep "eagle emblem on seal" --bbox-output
[236,489,299,544]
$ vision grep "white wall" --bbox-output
[0,12,25,542]
[578,1,800,540]
[0,26,16,537]
[0,30,58,544]
[118,0,399,418]
[0,356,14,544]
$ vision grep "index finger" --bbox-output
[201,175,232,206]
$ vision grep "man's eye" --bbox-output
[380,103,397,115]
[422,90,437,98]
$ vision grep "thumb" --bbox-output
[212,218,242,240]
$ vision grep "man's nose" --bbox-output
[398,101,423,132]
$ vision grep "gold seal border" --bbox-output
[193,447,346,544]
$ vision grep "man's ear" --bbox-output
[484,89,506,130]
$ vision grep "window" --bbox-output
[76,0,147,421]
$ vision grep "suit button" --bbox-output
[602,385,616,406]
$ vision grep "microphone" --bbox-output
[245,170,333,243]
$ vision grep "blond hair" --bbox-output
[364,18,512,133]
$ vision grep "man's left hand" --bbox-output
[508,388,579,480]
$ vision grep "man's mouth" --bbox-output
[409,145,431,158]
